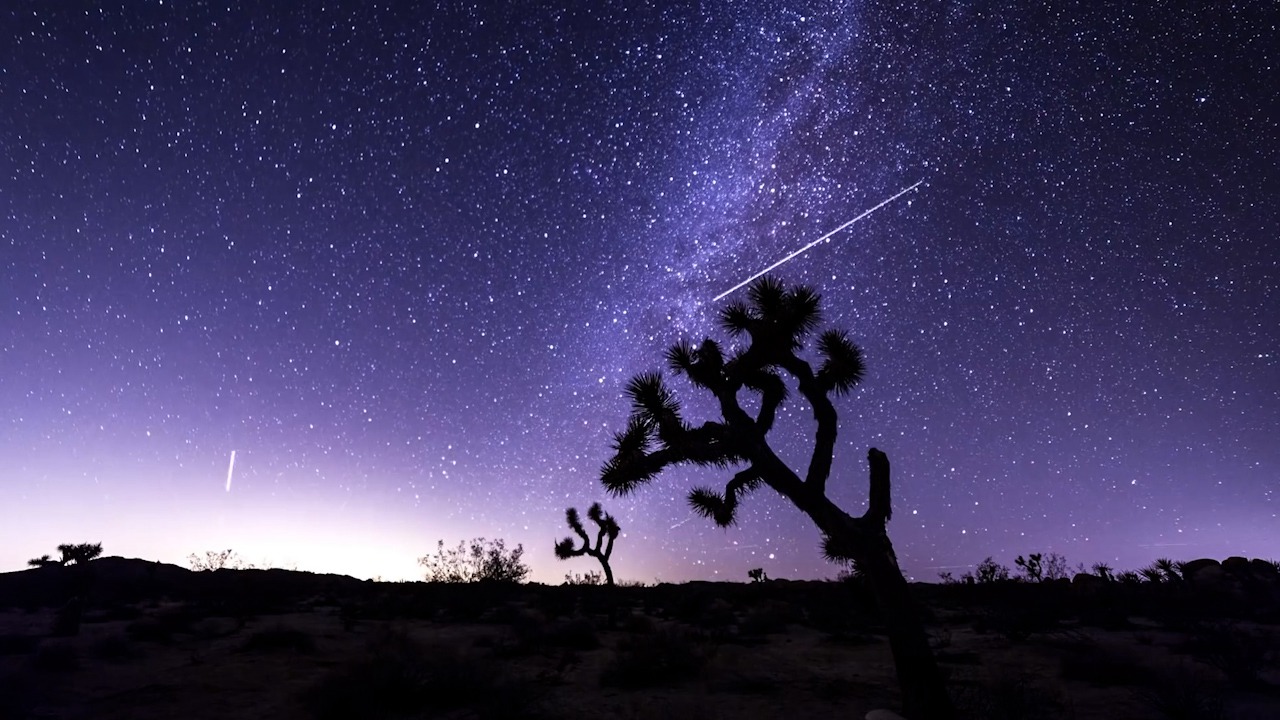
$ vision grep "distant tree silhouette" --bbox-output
[747,567,768,583]
[1014,553,1043,582]
[27,554,58,568]
[554,502,621,586]
[599,276,953,719]
[53,543,102,566]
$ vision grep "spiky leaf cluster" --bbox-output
[600,275,868,527]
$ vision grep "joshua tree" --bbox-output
[747,567,768,583]
[599,276,953,719]
[1014,553,1043,582]
[55,543,103,565]
[554,502,621,586]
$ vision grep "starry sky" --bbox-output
[3,2,1276,584]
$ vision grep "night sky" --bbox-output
[3,3,1276,584]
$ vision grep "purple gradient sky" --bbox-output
[3,2,1276,583]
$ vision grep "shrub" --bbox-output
[951,672,1069,720]
[1135,664,1226,720]
[0,634,39,656]
[600,625,711,688]
[126,617,173,643]
[32,640,79,672]
[563,570,603,586]
[739,600,800,636]
[419,538,530,584]
[1058,640,1149,686]
[188,549,254,571]
[974,557,1010,584]
[240,625,316,654]
[306,628,541,720]
[90,632,139,662]
[1182,622,1271,689]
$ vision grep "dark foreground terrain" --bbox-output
[2,557,1278,719]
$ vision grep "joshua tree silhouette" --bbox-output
[57,542,103,565]
[599,276,953,719]
[554,502,621,586]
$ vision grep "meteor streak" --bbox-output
[225,450,237,492]
[713,180,924,301]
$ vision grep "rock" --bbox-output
[1072,572,1108,595]
[1186,563,1227,586]
[1222,556,1251,575]
[1180,558,1219,578]
[1249,559,1280,580]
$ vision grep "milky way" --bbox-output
[3,2,1276,582]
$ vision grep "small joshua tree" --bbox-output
[599,277,953,719]
[27,554,58,568]
[54,543,103,565]
[747,567,768,583]
[1015,553,1043,582]
[554,503,621,586]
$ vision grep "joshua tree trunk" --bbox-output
[786,462,953,720]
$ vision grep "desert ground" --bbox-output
[2,558,1278,719]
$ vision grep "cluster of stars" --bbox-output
[1,2,1274,582]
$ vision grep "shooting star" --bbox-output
[669,516,695,530]
[224,450,237,493]
[713,180,924,301]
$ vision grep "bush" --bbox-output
[90,632,139,662]
[1182,622,1271,689]
[1058,640,1149,686]
[563,570,603,586]
[419,538,530,584]
[974,557,1011,584]
[240,625,316,654]
[0,634,38,656]
[306,628,541,720]
[1135,664,1226,720]
[951,672,1069,720]
[188,549,254,571]
[600,625,711,689]
[32,640,78,672]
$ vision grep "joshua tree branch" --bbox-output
[778,353,839,495]
[866,447,892,524]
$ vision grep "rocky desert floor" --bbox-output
[2,586,1279,720]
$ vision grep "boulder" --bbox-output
[1221,556,1251,575]
[1071,572,1107,594]
[1179,558,1220,578]
[1248,559,1280,580]
[1186,563,1227,587]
